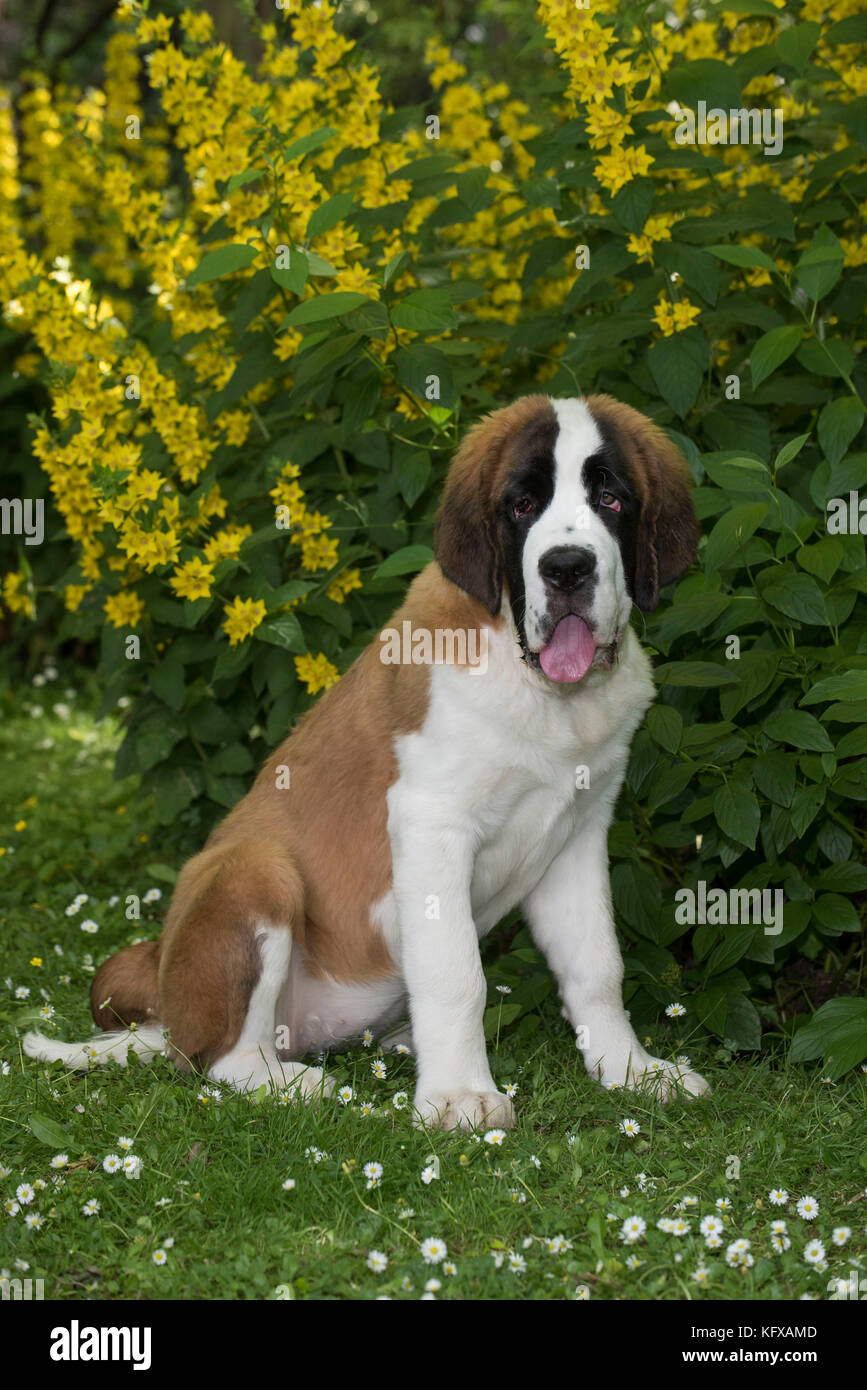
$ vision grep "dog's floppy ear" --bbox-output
[587,394,699,612]
[434,422,503,615]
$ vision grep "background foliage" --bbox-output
[1,0,865,1071]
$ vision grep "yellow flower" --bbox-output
[15,820,27,831]
[64,585,90,611]
[169,556,215,601]
[204,525,252,563]
[30,957,42,966]
[104,591,145,628]
[326,568,363,603]
[294,652,340,694]
[223,596,267,646]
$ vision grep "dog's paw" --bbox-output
[413,1089,515,1132]
[610,1057,711,1104]
[210,1050,333,1102]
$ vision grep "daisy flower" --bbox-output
[394,1043,411,1055]
[337,1085,354,1105]
[358,1101,375,1116]
[692,1266,710,1285]
[443,1261,457,1276]
[831,1227,851,1246]
[281,1178,296,1191]
[424,1278,441,1292]
[619,1118,640,1138]
[123,1156,142,1179]
[725,1238,752,1268]
[366,1250,388,1273]
[504,1083,518,1097]
[371,1059,387,1080]
[392,1091,408,1110]
[361,1029,374,1048]
[700,1215,723,1237]
[39,1005,54,1020]
[796,1195,819,1221]
[625,1254,642,1270]
[484,1129,506,1146]
[81,1199,100,1216]
[420,1236,447,1265]
[495,985,512,994]
[117,1136,134,1151]
[363,1161,383,1189]
[715,1197,732,1212]
[771,1233,791,1253]
[770,1219,788,1235]
[397,1206,415,1219]
[620,1215,647,1244]
[49,1154,68,1169]
[4,1200,20,1216]
[507,1252,527,1273]
[102,1155,122,1174]
[142,888,162,904]
[509,1189,527,1204]
[80,920,99,934]
[803,1239,825,1266]
[665,1003,686,1018]
[420,1165,437,1185]
[15,1184,34,1205]
[705,1232,723,1250]
[14,987,30,999]
[152,1249,168,1266]
[24,1212,43,1229]
[546,1235,572,1253]
[768,1188,788,1206]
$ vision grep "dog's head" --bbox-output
[434,394,698,683]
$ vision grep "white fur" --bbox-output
[522,398,632,652]
[23,1023,165,1070]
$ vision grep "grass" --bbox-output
[1,672,865,1301]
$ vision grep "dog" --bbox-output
[25,393,711,1129]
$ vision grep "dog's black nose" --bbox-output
[539,546,596,593]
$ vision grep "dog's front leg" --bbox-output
[391,810,514,1132]
[523,821,710,1102]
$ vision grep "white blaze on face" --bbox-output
[521,398,633,657]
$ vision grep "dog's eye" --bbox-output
[512,496,537,520]
[600,491,621,513]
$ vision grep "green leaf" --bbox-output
[282,126,337,162]
[280,292,371,327]
[391,289,458,334]
[655,661,738,687]
[702,453,771,495]
[762,573,827,626]
[145,862,179,885]
[713,783,760,848]
[647,328,707,418]
[801,671,867,706]
[225,169,266,196]
[185,243,258,288]
[774,431,811,472]
[646,705,683,754]
[720,651,781,719]
[724,993,762,1051]
[705,502,769,573]
[647,761,695,812]
[812,894,861,933]
[706,243,776,272]
[395,451,431,508]
[666,58,744,113]
[306,192,355,241]
[271,249,308,298]
[825,15,867,44]
[750,325,803,389]
[776,21,821,72]
[610,178,654,234]
[817,398,865,467]
[753,750,796,807]
[373,545,434,579]
[255,613,306,653]
[149,659,186,713]
[29,1113,79,1151]
[764,709,835,753]
[794,227,845,301]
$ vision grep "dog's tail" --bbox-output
[22,940,165,1072]
[22,1022,166,1070]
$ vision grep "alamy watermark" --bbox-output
[674,101,783,157]
[379,621,489,674]
[0,498,44,546]
[675,882,784,936]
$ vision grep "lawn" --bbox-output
[1,675,865,1302]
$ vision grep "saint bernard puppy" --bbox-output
[25,394,711,1129]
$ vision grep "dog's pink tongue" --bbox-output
[539,615,596,683]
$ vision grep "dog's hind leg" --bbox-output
[157,840,332,1101]
[207,923,332,1100]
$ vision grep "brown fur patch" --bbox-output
[435,395,557,612]
[90,941,161,1030]
[585,393,698,610]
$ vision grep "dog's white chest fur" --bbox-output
[281,625,654,1053]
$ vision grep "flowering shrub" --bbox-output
[1,0,865,1062]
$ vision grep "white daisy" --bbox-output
[366,1249,388,1273]
[420,1236,447,1265]
[768,1188,788,1206]
[796,1195,819,1221]
[619,1117,640,1137]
